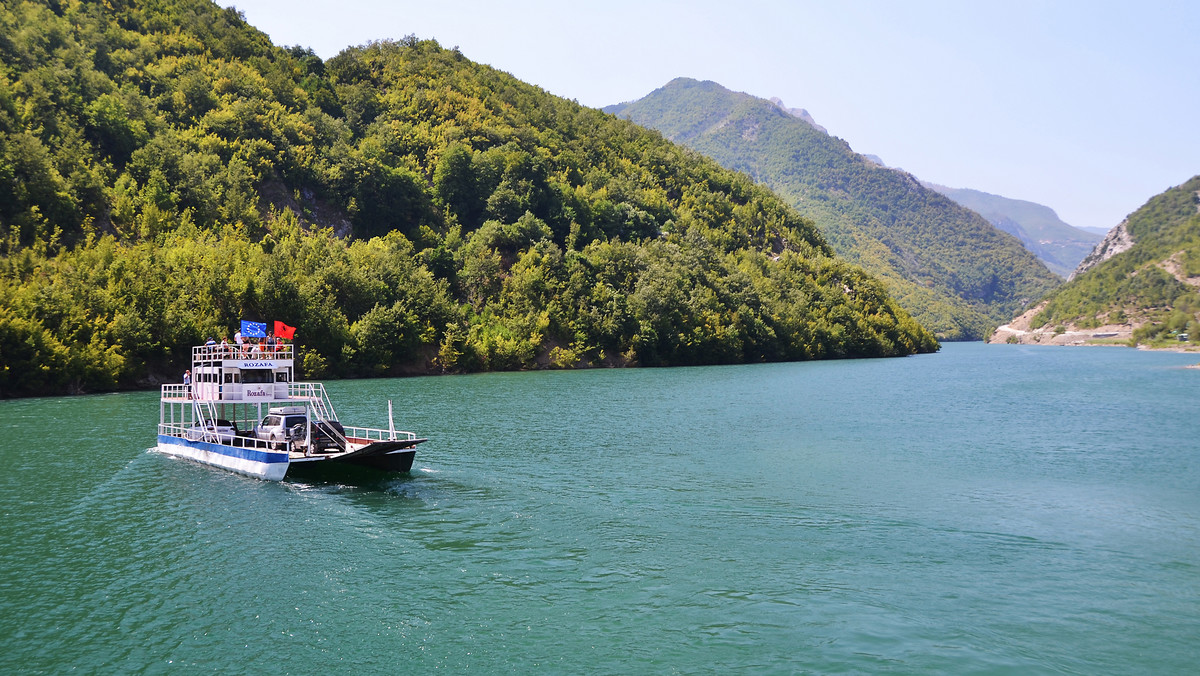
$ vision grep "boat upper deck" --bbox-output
[178,343,297,404]
[192,343,293,366]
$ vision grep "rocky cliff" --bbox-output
[1069,220,1135,281]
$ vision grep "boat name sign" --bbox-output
[244,386,273,399]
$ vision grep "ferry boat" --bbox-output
[156,343,426,480]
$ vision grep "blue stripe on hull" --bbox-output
[156,435,289,480]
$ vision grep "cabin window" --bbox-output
[242,369,273,384]
[275,370,289,382]
[224,373,236,384]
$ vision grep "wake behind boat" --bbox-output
[156,343,426,480]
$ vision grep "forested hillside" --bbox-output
[924,183,1101,278]
[0,0,936,397]
[1023,176,1200,345]
[607,78,1061,340]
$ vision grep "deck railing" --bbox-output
[287,382,337,419]
[157,421,281,451]
[342,425,419,443]
[192,343,294,363]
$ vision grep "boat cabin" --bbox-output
[190,343,294,402]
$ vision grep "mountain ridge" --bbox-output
[922,183,1102,277]
[605,78,1061,340]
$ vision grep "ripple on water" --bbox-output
[3,345,1200,673]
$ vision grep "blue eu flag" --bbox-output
[241,320,267,338]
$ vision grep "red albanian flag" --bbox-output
[274,321,297,340]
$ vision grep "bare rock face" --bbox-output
[767,97,828,134]
[1069,220,1134,281]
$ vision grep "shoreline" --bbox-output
[987,303,1199,355]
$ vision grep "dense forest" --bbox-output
[607,78,1062,340]
[1029,175,1200,343]
[0,0,937,397]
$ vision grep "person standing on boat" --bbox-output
[183,369,192,399]
[234,328,244,357]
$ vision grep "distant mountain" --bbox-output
[606,78,1060,340]
[923,184,1102,278]
[990,176,1200,347]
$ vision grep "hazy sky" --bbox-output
[229,0,1198,231]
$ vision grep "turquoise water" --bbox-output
[2,343,1198,673]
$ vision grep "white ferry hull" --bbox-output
[156,435,290,481]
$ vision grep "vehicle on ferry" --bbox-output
[155,342,426,480]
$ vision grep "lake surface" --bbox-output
[2,342,1198,674]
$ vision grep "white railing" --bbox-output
[342,425,418,443]
[285,381,351,449]
[288,382,338,421]
[192,343,294,363]
[157,422,280,452]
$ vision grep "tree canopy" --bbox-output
[0,0,937,397]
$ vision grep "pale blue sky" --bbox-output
[230,0,1198,232]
